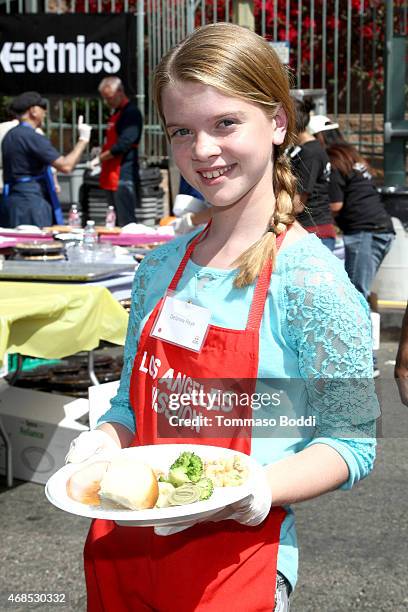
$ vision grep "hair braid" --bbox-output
[272,146,297,229]
[233,148,296,289]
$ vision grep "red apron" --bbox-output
[99,108,122,192]
[99,101,138,192]
[84,227,287,611]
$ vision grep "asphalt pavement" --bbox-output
[1,331,407,612]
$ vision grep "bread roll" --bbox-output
[99,456,159,510]
[66,461,110,506]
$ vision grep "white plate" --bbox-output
[45,444,253,527]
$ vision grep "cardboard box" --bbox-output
[0,381,89,484]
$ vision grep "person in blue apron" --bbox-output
[1,91,92,228]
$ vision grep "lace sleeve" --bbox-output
[283,249,378,485]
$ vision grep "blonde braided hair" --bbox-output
[233,148,296,287]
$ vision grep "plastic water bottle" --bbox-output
[83,220,98,249]
[105,205,116,229]
[68,204,81,228]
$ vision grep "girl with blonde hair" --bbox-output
[66,23,377,611]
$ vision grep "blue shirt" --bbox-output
[98,230,378,590]
[2,123,59,183]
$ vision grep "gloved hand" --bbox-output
[169,212,195,235]
[77,115,92,143]
[65,429,121,464]
[154,461,272,536]
[85,156,101,170]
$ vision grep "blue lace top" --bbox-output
[98,230,378,590]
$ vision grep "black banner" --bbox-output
[0,14,137,96]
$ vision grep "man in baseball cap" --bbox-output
[9,91,47,114]
[307,114,339,135]
[1,91,92,228]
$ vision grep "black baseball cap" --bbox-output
[10,91,47,114]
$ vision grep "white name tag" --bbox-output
[151,294,211,352]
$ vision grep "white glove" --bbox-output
[154,462,272,536]
[77,115,92,143]
[169,212,195,235]
[65,430,121,464]
[86,156,100,170]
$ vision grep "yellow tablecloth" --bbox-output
[0,282,129,365]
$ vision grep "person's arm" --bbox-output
[330,201,343,214]
[98,107,142,164]
[266,443,348,505]
[395,302,408,406]
[99,149,114,163]
[52,141,88,174]
[52,171,61,194]
[110,106,142,156]
[329,168,344,214]
[52,116,92,174]
[292,150,319,216]
[96,422,134,447]
[272,255,379,505]
[94,260,149,439]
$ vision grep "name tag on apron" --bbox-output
[150,294,211,352]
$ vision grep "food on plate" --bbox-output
[167,451,203,487]
[99,456,159,510]
[64,449,249,512]
[156,482,176,508]
[168,483,200,506]
[203,455,249,487]
[155,476,214,508]
[195,477,214,501]
[156,451,249,506]
[66,461,110,506]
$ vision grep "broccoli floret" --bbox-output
[168,451,203,486]
[168,466,191,487]
[196,477,214,501]
[170,451,194,470]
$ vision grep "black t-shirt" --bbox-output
[110,101,143,181]
[329,163,394,234]
[289,140,334,227]
[2,123,59,183]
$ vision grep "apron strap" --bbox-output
[246,230,287,331]
[2,174,45,202]
[43,166,64,225]
[168,222,211,291]
[168,221,288,332]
